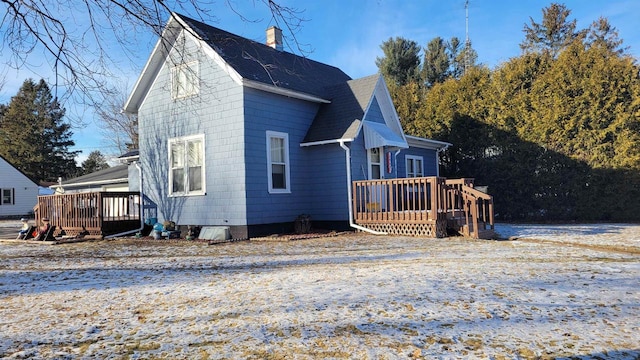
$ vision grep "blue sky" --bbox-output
[1,0,639,164]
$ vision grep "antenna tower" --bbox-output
[464,0,469,74]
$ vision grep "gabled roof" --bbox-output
[50,165,129,190]
[303,74,380,143]
[302,74,408,149]
[0,154,39,186]
[125,13,352,113]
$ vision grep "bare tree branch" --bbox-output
[0,0,307,124]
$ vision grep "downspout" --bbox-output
[339,141,387,235]
[393,149,401,179]
[105,161,145,239]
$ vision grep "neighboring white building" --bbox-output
[0,155,39,217]
[49,165,130,194]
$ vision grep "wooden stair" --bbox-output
[448,217,497,239]
[444,180,495,239]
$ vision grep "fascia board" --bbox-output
[50,178,129,189]
[243,79,331,103]
[124,15,183,113]
[300,138,354,147]
[406,135,452,150]
[374,76,407,142]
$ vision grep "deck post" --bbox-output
[429,177,437,221]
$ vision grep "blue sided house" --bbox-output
[125,13,494,239]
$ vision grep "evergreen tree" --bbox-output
[375,37,421,86]
[586,17,627,55]
[422,37,450,87]
[81,150,110,175]
[0,79,79,182]
[526,40,640,170]
[520,3,583,57]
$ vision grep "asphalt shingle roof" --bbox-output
[177,14,352,99]
[61,165,129,186]
[303,74,380,143]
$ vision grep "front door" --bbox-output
[368,147,383,180]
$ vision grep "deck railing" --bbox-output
[35,191,142,237]
[352,177,448,224]
[444,179,494,237]
[353,177,494,238]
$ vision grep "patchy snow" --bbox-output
[1,224,639,359]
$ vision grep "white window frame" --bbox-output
[171,61,199,99]
[368,147,384,179]
[168,134,206,197]
[406,155,424,178]
[266,131,291,194]
[0,188,14,205]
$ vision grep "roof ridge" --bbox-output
[173,12,350,78]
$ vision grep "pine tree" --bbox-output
[422,37,450,87]
[520,3,584,57]
[375,37,421,86]
[0,79,79,182]
[81,150,110,175]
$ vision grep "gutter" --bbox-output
[339,141,387,235]
[243,79,331,104]
[300,138,354,147]
[105,161,145,239]
[50,178,129,191]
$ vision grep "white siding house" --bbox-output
[0,155,39,217]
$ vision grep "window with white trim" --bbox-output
[169,135,205,196]
[0,188,14,205]
[266,131,290,193]
[172,61,199,99]
[406,155,424,178]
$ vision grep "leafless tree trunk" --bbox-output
[96,83,138,155]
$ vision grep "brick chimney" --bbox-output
[266,26,283,51]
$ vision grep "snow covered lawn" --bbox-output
[1,224,638,359]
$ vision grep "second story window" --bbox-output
[172,61,199,99]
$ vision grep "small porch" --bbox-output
[35,192,143,238]
[352,177,495,239]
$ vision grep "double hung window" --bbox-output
[266,131,290,193]
[172,61,199,99]
[169,135,205,196]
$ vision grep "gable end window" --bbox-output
[172,61,199,99]
[0,188,14,205]
[266,131,290,193]
[406,155,424,178]
[169,135,205,196]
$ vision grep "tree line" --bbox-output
[377,3,640,221]
[0,79,110,184]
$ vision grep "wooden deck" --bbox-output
[353,177,495,238]
[35,192,142,238]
